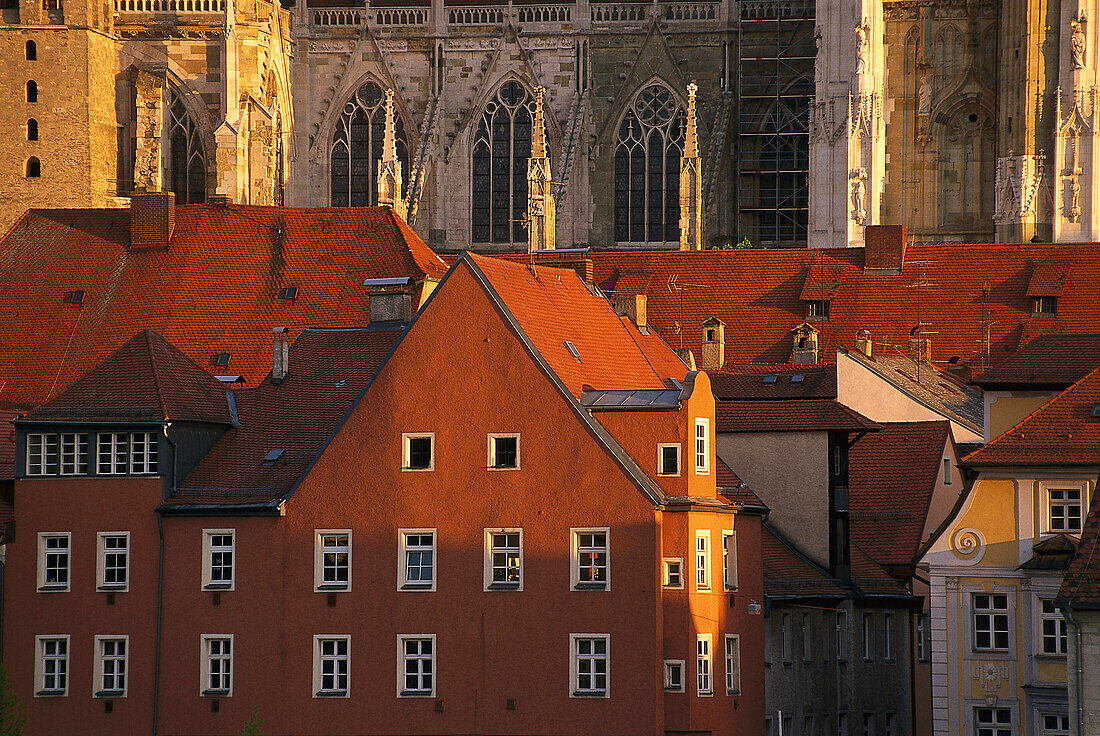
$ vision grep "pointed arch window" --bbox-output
[166,88,206,204]
[472,81,536,244]
[330,81,409,207]
[614,83,685,243]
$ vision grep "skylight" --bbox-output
[64,290,84,305]
[790,374,804,384]
[1091,403,1100,419]
[213,353,231,367]
[763,375,777,384]
[263,448,286,464]
[564,340,582,362]
[279,286,298,300]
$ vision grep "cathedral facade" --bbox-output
[1,0,1097,249]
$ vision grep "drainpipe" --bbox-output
[1061,603,1084,736]
[153,423,176,736]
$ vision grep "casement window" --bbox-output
[972,594,1009,651]
[663,558,683,588]
[802,613,812,660]
[974,707,1011,736]
[1040,599,1068,655]
[26,433,59,475]
[863,713,876,736]
[724,634,741,694]
[484,529,522,590]
[37,532,70,592]
[487,434,520,469]
[313,636,350,697]
[663,659,685,692]
[695,531,711,591]
[885,714,897,736]
[1033,296,1057,316]
[917,613,930,662]
[315,531,351,591]
[398,635,435,697]
[723,530,738,590]
[97,432,158,475]
[781,613,792,661]
[97,532,129,591]
[571,528,609,590]
[835,610,848,660]
[402,433,434,471]
[696,634,712,695]
[862,613,874,660]
[694,419,710,474]
[807,299,830,321]
[883,613,894,661]
[1041,714,1070,736]
[570,634,609,697]
[202,529,234,590]
[202,635,233,696]
[399,529,436,590]
[657,444,680,476]
[943,458,952,485]
[1046,487,1083,534]
[804,716,816,736]
[94,636,128,697]
[35,636,69,696]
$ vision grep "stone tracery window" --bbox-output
[166,88,206,204]
[330,81,409,208]
[472,81,535,244]
[614,83,685,243]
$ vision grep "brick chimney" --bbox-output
[855,329,872,358]
[863,225,906,275]
[272,327,289,385]
[130,191,175,249]
[909,327,932,363]
[613,294,646,330]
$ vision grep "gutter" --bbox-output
[157,501,284,517]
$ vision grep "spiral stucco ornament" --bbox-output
[950,527,986,563]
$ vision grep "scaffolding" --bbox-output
[736,0,815,247]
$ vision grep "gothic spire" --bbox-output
[679,82,703,250]
[527,86,556,252]
[377,89,407,220]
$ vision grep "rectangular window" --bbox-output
[943,458,952,485]
[1048,487,1083,533]
[804,716,815,736]
[884,613,894,661]
[37,532,70,591]
[724,635,741,694]
[663,659,684,692]
[917,613,930,662]
[697,634,712,695]
[26,433,59,475]
[973,594,1009,651]
[807,299,830,320]
[1033,296,1057,316]
[572,528,609,590]
[97,432,157,474]
[60,433,89,475]
[95,636,128,697]
[695,419,710,474]
[836,610,848,660]
[36,636,69,696]
[862,613,874,660]
[398,635,435,697]
[781,613,792,661]
[1041,714,1070,736]
[203,529,234,590]
[1040,599,1068,655]
[571,634,609,697]
[488,434,519,469]
[974,707,1011,736]
[663,558,683,588]
[863,713,876,736]
[202,635,233,695]
[802,613,812,660]
[315,531,351,591]
[485,529,522,590]
[696,531,710,591]
[402,433,434,471]
[658,444,680,476]
[313,636,350,697]
[885,714,897,736]
[724,530,738,590]
[399,529,436,590]
[97,532,129,591]
[128,432,157,474]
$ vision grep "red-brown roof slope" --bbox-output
[716,400,879,433]
[469,253,687,396]
[711,364,836,400]
[964,365,1100,467]
[972,334,1100,388]
[0,205,445,408]
[849,421,950,569]
[25,329,233,424]
[716,457,767,507]
[762,524,846,599]
[166,326,402,508]
[1058,487,1100,608]
[850,543,912,597]
[587,244,1100,368]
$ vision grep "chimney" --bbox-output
[699,316,725,370]
[676,349,697,370]
[613,294,647,330]
[130,191,175,249]
[863,224,907,275]
[791,323,819,365]
[369,291,413,324]
[272,327,289,385]
[909,327,932,363]
[209,193,232,207]
[855,329,872,358]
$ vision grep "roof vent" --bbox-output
[65,290,84,305]
[215,375,244,384]
[791,374,804,384]
[262,448,286,464]
[213,352,231,367]
[279,286,298,300]
[1091,403,1100,419]
[564,341,582,362]
[763,375,777,384]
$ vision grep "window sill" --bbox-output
[399,690,434,698]
[97,584,127,592]
[316,583,350,591]
[37,585,69,593]
[571,690,608,698]
[401,583,434,591]
[664,687,685,693]
[94,690,125,698]
[573,582,608,591]
[203,583,233,591]
[487,582,520,591]
[727,689,741,696]
[1035,653,1068,660]
[782,661,793,668]
[697,691,714,698]
[35,689,66,697]
[314,690,348,698]
[202,689,230,698]
[401,466,434,472]
[488,465,519,471]
[971,650,1012,660]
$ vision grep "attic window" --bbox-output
[213,353,231,367]
[65,290,84,305]
[790,374,804,384]
[1091,403,1100,419]
[564,341,582,363]
[1032,296,1057,316]
[279,286,298,300]
[263,449,285,464]
[806,300,830,321]
[763,375,777,384]
[705,328,717,342]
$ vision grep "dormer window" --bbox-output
[97,432,158,475]
[1032,296,1057,316]
[806,300,830,321]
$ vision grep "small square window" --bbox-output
[1047,486,1083,534]
[399,529,436,591]
[663,558,683,588]
[313,636,350,697]
[571,528,609,590]
[35,635,69,696]
[94,636,128,697]
[488,434,519,470]
[315,530,351,591]
[202,635,233,696]
[663,659,684,692]
[484,529,522,590]
[402,433,434,471]
[570,634,609,697]
[37,532,70,592]
[398,635,436,697]
[97,532,129,592]
[1042,714,1070,736]
[657,444,680,476]
[807,299,830,321]
[1033,296,1058,316]
[974,706,1012,736]
[202,530,235,590]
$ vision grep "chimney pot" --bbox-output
[613,294,647,330]
[130,191,175,250]
[863,225,907,275]
[272,327,289,384]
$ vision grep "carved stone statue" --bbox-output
[855,21,870,75]
[1072,15,1086,70]
[918,74,932,116]
[1070,174,1082,222]
[851,168,868,223]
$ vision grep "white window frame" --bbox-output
[663,557,684,589]
[401,432,435,472]
[128,431,158,474]
[569,634,609,698]
[93,635,128,697]
[657,443,681,477]
[571,527,610,590]
[884,613,895,661]
[26,433,59,475]
[37,532,70,592]
[96,432,158,475]
[917,613,930,662]
[35,635,69,696]
[484,528,522,590]
[862,613,874,660]
[314,530,351,592]
[973,705,1013,736]
[725,634,741,694]
[1040,713,1070,736]
[696,634,713,696]
[201,635,233,696]
[1039,599,1068,656]
[202,529,235,591]
[96,531,130,592]
[695,530,711,591]
[695,419,710,474]
[399,528,437,591]
[1042,482,1085,535]
[487,433,520,470]
[60,432,90,475]
[836,610,848,661]
[723,529,737,590]
[972,592,1010,652]
[397,634,436,697]
[663,659,685,692]
[943,458,952,485]
[312,635,350,698]
[802,612,813,661]
[781,612,792,661]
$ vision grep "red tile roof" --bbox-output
[963,365,1100,466]
[0,205,445,408]
[25,330,234,424]
[711,364,836,400]
[715,399,879,433]
[798,260,844,301]
[762,524,846,599]
[849,421,950,569]
[1027,261,1068,297]
[849,543,911,597]
[716,457,766,507]
[971,334,1100,388]
[1058,487,1100,608]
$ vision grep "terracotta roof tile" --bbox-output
[711,364,836,400]
[849,543,911,597]
[798,259,845,301]
[1058,487,1100,607]
[716,457,766,507]
[715,399,879,433]
[971,334,1100,388]
[762,524,846,599]
[1027,261,1069,297]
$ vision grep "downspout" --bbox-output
[153,424,177,736]
[1061,603,1084,736]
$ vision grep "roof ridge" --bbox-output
[143,329,171,420]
